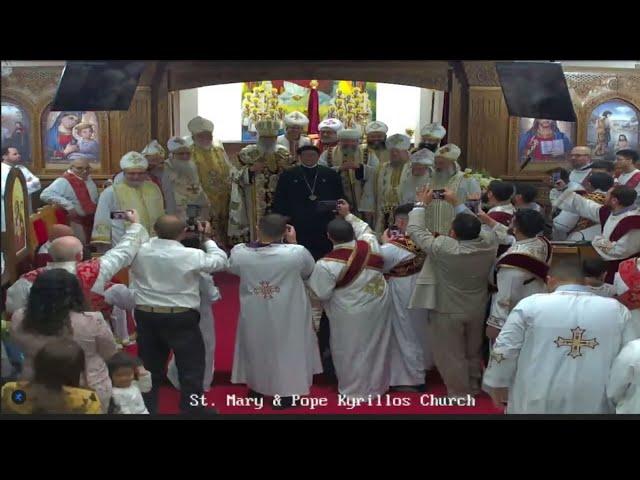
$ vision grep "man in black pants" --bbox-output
[272,145,345,379]
[129,215,228,414]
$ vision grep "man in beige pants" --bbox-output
[406,187,499,396]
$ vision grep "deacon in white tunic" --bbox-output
[379,203,431,388]
[399,149,433,205]
[277,111,312,164]
[229,214,322,399]
[40,156,99,244]
[2,147,40,212]
[614,149,640,206]
[567,146,593,190]
[607,257,640,414]
[308,200,392,399]
[483,258,639,414]
[553,185,640,283]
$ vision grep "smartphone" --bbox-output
[465,200,481,214]
[551,172,561,183]
[110,211,128,220]
[186,204,201,218]
[389,225,400,236]
[432,189,446,200]
[317,200,338,212]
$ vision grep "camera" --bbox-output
[317,200,338,213]
[185,204,202,232]
[464,200,481,214]
[389,225,400,236]
[432,189,446,200]
[110,210,128,220]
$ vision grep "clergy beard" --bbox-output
[173,160,197,178]
[258,139,277,156]
[341,145,357,156]
[406,174,429,191]
[195,140,212,150]
[432,168,455,184]
[419,142,438,152]
[368,141,386,150]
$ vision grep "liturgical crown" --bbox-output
[255,119,281,137]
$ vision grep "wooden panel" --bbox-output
[108,87,152,168]
[167,61,451,92]
[447,65,468,166]
[466,87,510,175]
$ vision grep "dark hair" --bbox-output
[2,146,17,157]
[549,257,584,282]
[29,338,87,414]
[610,185,637,207]
[107,351,142,379]
[327,218,355,243]
[488,180,514,202]
[23,269,87,336]
[181,234,204,250]
[582,258,608,278]
[297,145,320,155]
[451,213,481,241]
[590,160,615,173]
[258,213,287,239]
[618,134,628,141]
[547,167,570,183]
[514,209,545,238]
[515,183,537,203]
[616,149,639,163]
[393,203,414,217]
[602,111,612,117]
[587,172,614,192]
[528,119,561,135]
[154,215,186,240]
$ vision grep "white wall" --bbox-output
[178,88,198,138]
[196,83,244,142]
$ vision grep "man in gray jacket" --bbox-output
[406,187,500,397]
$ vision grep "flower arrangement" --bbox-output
[463,168,501,190]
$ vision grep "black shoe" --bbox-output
[181,406,219,416]
[390,384,427,393]
[247,389,264,400]
[272,396,295,410]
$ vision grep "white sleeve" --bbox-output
[93,223,148,294]
[227,246,242,276]
[299,247,316,280]
[488,268,529,330]
[40,178,74,210]
[103,284,136,310]
[553,190,601,222]
[592,229,640,261]
[482,301,530,389]
[344,213,376,243]
[21,167,41,194]
[197,240,228,273]
[606,340,637,408]
[136,373,153,393]
[553,210,580,240]
[307,261,338,302]
[199,273,220,303]
[91,188,114,245]
[380,243,409,273]
[6,278,32,315]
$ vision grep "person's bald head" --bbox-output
[49,236,84,262]
[49,224,74,241]
[155,215,186,240]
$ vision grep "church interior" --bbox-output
[1,60,639,415]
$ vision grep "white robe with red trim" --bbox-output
[308,213,392,398]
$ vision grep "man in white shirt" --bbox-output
[567,146,593,189]
[2,147,40,211]
[614,149,640,206]
[1,161,11,232]
[483,257,638,414]
[40,156,99,244]
[129,214,228,414]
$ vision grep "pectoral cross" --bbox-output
[554,327,599,359]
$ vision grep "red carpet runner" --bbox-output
[130,272,504,415]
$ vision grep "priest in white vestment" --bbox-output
[399,149,433,205]
[308,200,392,399]
[567,146,593,189]
[277,111,312,164]
[316,118,342,154]
[614,149,640,206]
[411,123,446,155]
[380,203,431,389]
[92,152,164,250]
[318,128,378,218]
[112,139,166,191]
[374,134,412,233]
[483,258,639,414]
[229,214,322,406]
[40,156,99,244]
[553,185,640,283]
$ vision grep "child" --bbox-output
[583,258,616,297]
[68,122,99,161]
[107,351,152,414]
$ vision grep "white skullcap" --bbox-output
[167,136,190,153]
[284,111,309,127]
[386,133,411,151]
[435,144,461,161]
[338,128,362,140]
[187,116,214,135]
[318,118,343,132]
[420,122,446,140]
[141,139,165,158]
[410,148,435,165]
[365,121,388,134]
[120,151,148,171]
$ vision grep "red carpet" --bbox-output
[131,272,504,415]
